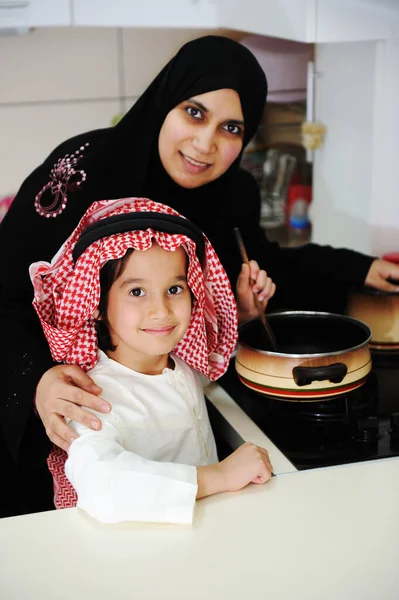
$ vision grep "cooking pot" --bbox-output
[347,285,399,350]
[236,311,372,401]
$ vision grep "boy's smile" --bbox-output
[142,325,177,336]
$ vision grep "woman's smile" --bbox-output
[179,151,212,173]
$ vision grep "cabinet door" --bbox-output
[218,0,399,43]
[0,0,71,28]
[72,0,217,28]
[217,0,316,43]
[316,0,399,43]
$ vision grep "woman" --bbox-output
[1,35,398,516]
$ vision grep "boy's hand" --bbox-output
[197,442,273,499]
[236,261,276,324]
[218,442,273,490]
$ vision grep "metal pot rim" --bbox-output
[237,310,372,358]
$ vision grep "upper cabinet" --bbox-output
[72,0,218,28]
[1,0,399,43]
[0,0,217,30]
[241,35,312,102]
[217,0,399,43]
[218,0,316,43]
[0,0,71,28]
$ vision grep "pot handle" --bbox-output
[293,363,348,387]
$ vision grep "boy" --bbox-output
[30,198,273,524]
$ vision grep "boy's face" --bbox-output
[104,243,192,374]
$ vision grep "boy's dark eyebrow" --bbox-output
[187,98,245,126]
[121,278,144,286]
[121,276,187,287]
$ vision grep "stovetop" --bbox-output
[217,351,399,470]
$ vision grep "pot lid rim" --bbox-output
[238,310,372,357]
[236,342,371,359]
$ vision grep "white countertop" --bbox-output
[1,383,399,600]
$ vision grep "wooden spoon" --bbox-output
[234,227,278,351]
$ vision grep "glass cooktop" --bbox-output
[216,354,399,470]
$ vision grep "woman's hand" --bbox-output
[365,259,399,292]
[236,261,276,324]
[35,364,111,452]
[196,442,273,499]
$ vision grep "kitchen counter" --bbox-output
[1,384,399,600]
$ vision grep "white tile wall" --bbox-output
[0,28,120,103]
[0,101,121,195]
[121,28,206,98]
[0,26,217,197]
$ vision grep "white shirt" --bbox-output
[65,351,218,525]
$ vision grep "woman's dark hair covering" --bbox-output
[84,35,268,201]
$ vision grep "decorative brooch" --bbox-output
[34,143,89,218]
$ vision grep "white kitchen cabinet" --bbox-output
[217,0,399,43]
[218,0,316,43]
[72,0,217,28]
[3,0,399,41]
[241,34,312,102]
[0,0,71,29]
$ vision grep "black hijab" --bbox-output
[83,34,268,204]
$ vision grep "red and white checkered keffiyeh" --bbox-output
[30,198,238,511]
[30,197,238,380]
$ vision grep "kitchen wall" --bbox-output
[0,27,226,197]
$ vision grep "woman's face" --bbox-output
[158,88,245,189]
